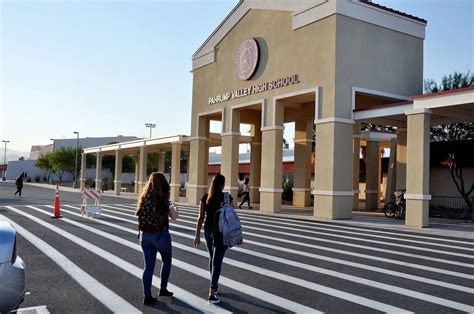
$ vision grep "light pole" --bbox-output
[145,123,156,139]
[2,140,10,181]
[73,132,79,188]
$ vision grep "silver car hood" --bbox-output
[0,221,16,264]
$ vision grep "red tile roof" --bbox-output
[410,86,474,100]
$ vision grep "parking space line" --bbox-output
[0,214,140,314]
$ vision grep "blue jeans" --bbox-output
[204,228,227,289]
[140,229,172,297]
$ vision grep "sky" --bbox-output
[1,0,472,154]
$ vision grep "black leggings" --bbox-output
[15,185,23,196]
[240,192,250,207]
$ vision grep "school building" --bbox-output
[81,0,474,228]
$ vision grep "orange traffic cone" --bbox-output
[51,184,63,218]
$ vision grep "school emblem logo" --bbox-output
[234,38,260,81]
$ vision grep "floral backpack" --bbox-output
[136,191,167,233]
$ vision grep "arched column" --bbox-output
[385,138,397,205]
[170,142,182,202]
[221,108,240,200]
[314,119,354,219]
[134,153,139,193]
[114,149,123,196]
[396,128,407,191]
[158,151,166,173]
[95,152,102,192]
[365,139,380,210]
[406,109,431,227]
[260,99,284,213]
[80,153,87,189]
[138,145,148,194]
[293,119,313,207]
[187,116,209,205]
[353,122,361,210]
[249,120,262,203]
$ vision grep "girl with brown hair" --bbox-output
[136,172,179,305]
[193,174,232,304]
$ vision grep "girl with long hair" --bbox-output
[193,174,232,304]
[136,172,179,305]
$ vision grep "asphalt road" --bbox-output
[0,182,473,313]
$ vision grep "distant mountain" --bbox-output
[2,148,29,162]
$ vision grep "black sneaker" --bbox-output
[143,296,158,305]
[159,288,173,297]
[208,294,220,304]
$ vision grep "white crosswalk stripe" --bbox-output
[2,202,473,313]
[97,205,474,283]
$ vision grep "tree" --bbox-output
[424,71,474,141]
[102,155,135,177]
[447,154,473,222]
[361,123,397,133]
[36,152,55,182]
[50,147,76,182]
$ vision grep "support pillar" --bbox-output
[293,119,313,207]
[80,153,87,189]
[158,151,166,173]
[187,116,209,205]
[396,128,407,191]
[365,139,380,210]
[385,138,397,205]
[353,123,361,210]
[134,154,139,193]
[170,142,182,202]
[138,145,148,194]
[114,150,122,196]
[314,121,354,219]
[406,110,431,228]
[95,152,102,192]
[249,121,262,203]
[221,109,240,200]
[260,100,284,213]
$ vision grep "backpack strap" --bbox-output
[224,192,230,204]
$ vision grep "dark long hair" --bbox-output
[136,172,170,213]
[207,174,225,204]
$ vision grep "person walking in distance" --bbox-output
[238,177,252,209]
[136,172,179,305]
[14,172,24,197]
[193,174,231,304]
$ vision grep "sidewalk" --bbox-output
[25,182,474,239]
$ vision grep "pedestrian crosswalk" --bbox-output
[1,202,473,313]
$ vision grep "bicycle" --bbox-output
[384,190,406,219]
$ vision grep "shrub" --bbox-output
[35,175,41,183]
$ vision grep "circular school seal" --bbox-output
[234,38,260,81]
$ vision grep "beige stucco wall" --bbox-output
[191,9,337,134]
[335,15,424,119]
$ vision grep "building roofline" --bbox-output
[410,86,474,100]
[359,0,427,24]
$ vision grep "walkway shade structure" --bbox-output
[81,0,474,228]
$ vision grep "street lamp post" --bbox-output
[73,132,79,188]
[145,123,156,139]
[2,140,10,181]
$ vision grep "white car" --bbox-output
[0,221,26,312]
